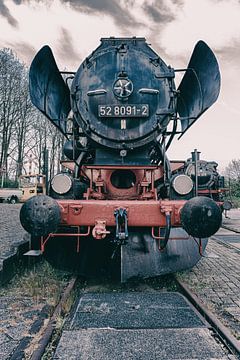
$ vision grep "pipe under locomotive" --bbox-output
[20,37,225,281]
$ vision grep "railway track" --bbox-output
[212,226,240,253]
[17,274,239,359]
[3,222,240,359]
[177,279,240,357]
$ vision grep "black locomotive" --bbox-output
[20,38,224,281]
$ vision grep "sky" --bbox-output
[0,0,240,172]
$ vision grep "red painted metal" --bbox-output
[82,167,158,200]
[61,162,187,202]
[58,199,186,227]
[40,226,91,252]
[151,227,190,241]
[198,189,227,194]
[53,164,224,255]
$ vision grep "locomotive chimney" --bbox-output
[191,149,200,196]
[191,149,200,162]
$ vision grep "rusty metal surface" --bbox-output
[30,277,78,360]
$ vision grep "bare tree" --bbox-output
[13,70,34,180]
[0,48,34,186]
[49,126,65,180]
[0,47,68,187]
[30,112,48,174]
[224,159,240,199]
[0,49,22,184]
[225,159,240,181]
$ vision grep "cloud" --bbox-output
[142,0,177,23]
[0,0,131,69]
[69,0,143,28]
[1,0,145,67]
[143,3,173,23]
[0,0,18,26]
[12,0,143,28]
[215,39,240,64]
[159,0,240,60]
[56,27,80,67]
[5,40,36,62]
[130,0,186,65]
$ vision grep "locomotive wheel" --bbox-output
[43,234,119,279]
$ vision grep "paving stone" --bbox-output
[0,339,18,359]
[0,204,26,256]
[0,204,30,284]
[177,230,240,339]
[225,307,240,318]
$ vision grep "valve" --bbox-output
[92,220,110,240]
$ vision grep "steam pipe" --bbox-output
[192,149,200,197]
[159,213,171,250]
[151,213,171,250]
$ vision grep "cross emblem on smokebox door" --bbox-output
[113,78,133,99]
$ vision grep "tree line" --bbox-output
[0,48,64,187]
[225,159,240,202]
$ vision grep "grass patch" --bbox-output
[0,260,71,307]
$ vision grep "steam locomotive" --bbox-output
[20,37,225,281]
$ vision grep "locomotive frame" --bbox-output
[20,37,226,281]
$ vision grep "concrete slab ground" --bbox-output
[70,292,205,330]
[54,292,230,359]
[54,328,229,360]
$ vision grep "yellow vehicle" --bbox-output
[19,174,46,202]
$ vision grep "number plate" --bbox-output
[98,104,149,117]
